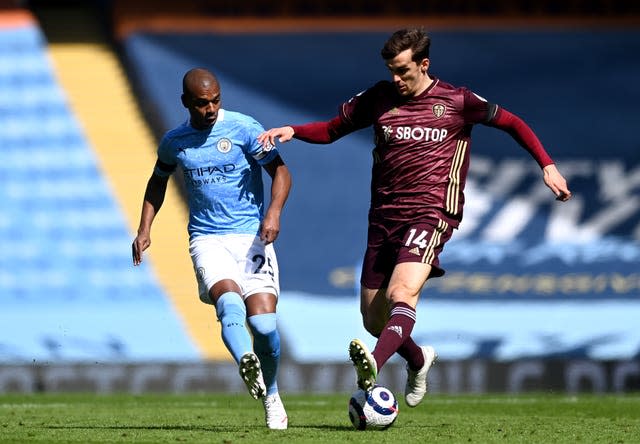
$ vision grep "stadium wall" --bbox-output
[1,360,638,394]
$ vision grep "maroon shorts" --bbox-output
[360,217,454,290]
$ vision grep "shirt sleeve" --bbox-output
[154,134,178,177]
[340,83,382,129]
[462,89,496,124]
[290,83,385,144]
[244,117,279,165]
[463,88,553,168]
[291,116,351,144]
[486,108,554,168]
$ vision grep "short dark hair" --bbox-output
[182,67,218,95]
[381,28,431,62]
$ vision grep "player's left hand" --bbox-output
[259,213,280,244]
[132,231,151,265]
[543,164,572,201]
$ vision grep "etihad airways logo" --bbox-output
[182,164,236,187]
[183,164,236,179]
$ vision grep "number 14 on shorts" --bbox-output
[405,228,429,249]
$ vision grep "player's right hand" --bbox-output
[258,126,295,148]
[132,233,151,266]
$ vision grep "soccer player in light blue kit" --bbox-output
[132,68,291,429]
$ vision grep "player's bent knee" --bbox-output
[386,288,420,307]
[247,312,277,337]
[215,292,246,321]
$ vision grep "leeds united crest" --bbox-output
[432,103,446,119]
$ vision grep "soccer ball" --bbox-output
[348,385,399,430]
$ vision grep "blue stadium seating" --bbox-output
[0,19,198,362]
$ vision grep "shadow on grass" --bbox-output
[41,423,354,432]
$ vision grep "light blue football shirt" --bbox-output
[155,109,278,238]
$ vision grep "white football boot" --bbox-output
[263,392,288,430]
[405,345,437,407]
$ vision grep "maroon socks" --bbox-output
[372,302,424,370]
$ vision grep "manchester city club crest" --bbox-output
[196,267,206,283]
[432,103,446,118]
[217,138,232,153]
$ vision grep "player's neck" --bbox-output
[412,75,433,98]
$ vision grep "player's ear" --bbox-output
[421,58,430,74]
[180,94,189,108]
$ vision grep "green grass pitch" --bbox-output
[1,392,638,443]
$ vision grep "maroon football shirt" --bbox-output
[340,78,494,228]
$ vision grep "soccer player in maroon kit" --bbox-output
[258,28,571,407]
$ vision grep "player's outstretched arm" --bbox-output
[543,164,572,202]
[486,108,572,202]
[259,117,351,147]
[258,126,295,148]
[132,173,169,265]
